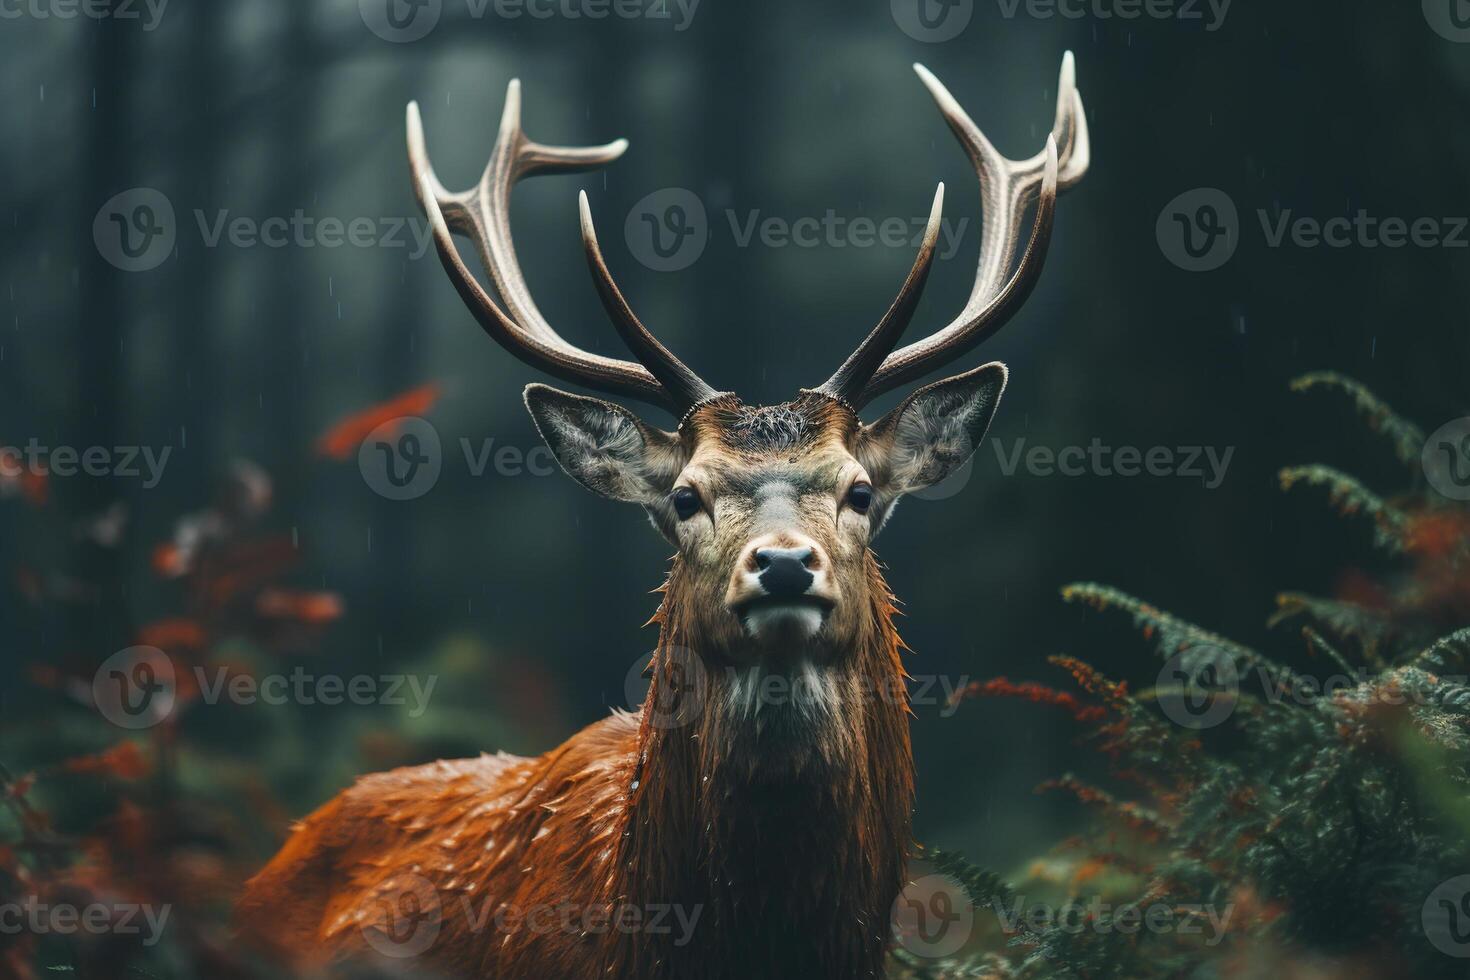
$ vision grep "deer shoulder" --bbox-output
[238,711,641,974]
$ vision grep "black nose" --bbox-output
[755,547,815,599]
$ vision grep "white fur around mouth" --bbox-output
[738,600,828,640]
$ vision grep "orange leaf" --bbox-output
[255,588,344,624]
[137,618,208,651]
[62,742,151,780]
[152,542,188,578]
[315,383,443,461]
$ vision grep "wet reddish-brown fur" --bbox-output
[238,401,915,979]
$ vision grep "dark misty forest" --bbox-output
[2,0,1469,976]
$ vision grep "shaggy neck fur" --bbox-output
[606,555,914,980]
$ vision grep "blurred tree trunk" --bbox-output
[373,60,428,653]
[72,2,137,660]
[171,0,223,510]
[263,0,314,506]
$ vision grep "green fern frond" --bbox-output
[921,847,1023,917]
[1062,582,1293,683]
[1289,372,1424,468]
[1412,627,1470,676]
[1300,625,1356,674]
[1270,593,1392,670]
[1278,465,1409,549]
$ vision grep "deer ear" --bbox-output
[524,384,684,504]
[857,362,1007,498]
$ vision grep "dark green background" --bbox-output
[2,0,1467,872]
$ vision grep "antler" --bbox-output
[407,80,724,417]
[815,53,1091,410]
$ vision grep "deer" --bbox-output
[237,54,1089,979]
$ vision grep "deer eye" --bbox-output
[671,486,702,521]
[846,482,874,514]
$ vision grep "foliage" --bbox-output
[894,375,1470,979]
[0,389,546,979]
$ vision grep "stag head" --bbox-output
[408,57,1089,764]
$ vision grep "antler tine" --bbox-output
[811,183,945,407]
[848,54,1088,408]
[1036,50,1091,191]
[407,81,719,415]
[578,191,726,408]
